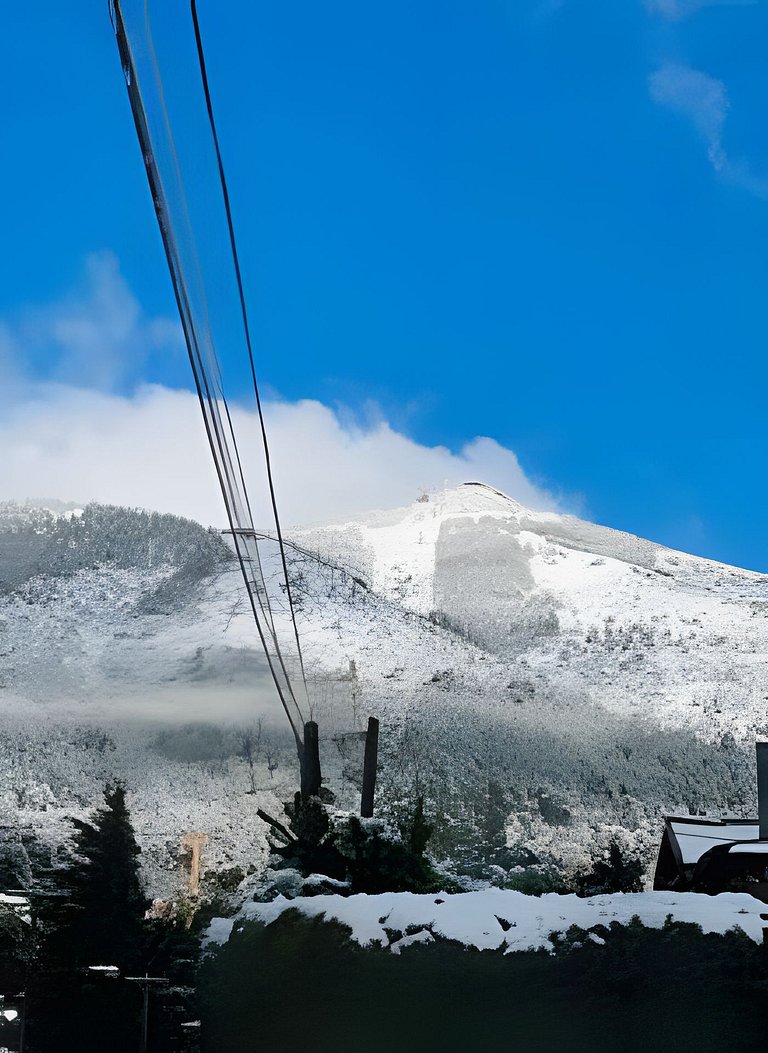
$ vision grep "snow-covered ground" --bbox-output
[205,887,768,954]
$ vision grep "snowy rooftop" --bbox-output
[669,821,762,865]
[0,893,32,925]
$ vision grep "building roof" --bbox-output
[667,818,760,866]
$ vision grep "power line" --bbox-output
[189,0,309,698]
[109,0,308,752]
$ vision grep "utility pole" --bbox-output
[18,991,25,1053]
[125,975,169,1053]
[301,720,322,799]
[361,716,380,818]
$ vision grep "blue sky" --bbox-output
[2,1,768,568]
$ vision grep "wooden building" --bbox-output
[654,743,768,901]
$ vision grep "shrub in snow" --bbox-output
[334,799,443,894]
[0,839,32,889]
[575,840,644,897]
[504,864,570,896]
[255,867,311,901]
[0,899,33,987]
[270,793,347,880]
[262,792,443,895]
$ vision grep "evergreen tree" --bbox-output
[52,783,146,969]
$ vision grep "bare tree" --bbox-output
[223,590,249,632]
[265,741,278,780]
[238,720,263,794]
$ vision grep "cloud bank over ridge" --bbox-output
[0,383,558,526]
[0,253,559,525]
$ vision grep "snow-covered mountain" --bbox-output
[296,481,768,738]
[0,485,765,894]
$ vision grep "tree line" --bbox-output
[1,784,199,1053]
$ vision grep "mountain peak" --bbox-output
[439,481,532,517]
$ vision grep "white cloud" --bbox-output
[0,383,559,527]
[645,0,755,19]
[649,63,729,171]
[0,253,561,525]
[649,63,768,195]
[7,251,184,394]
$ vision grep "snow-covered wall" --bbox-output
[206,888,768,954]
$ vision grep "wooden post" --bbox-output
[180,832,207,897]
[360,716,379,818]
[301,721,322,799]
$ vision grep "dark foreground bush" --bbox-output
[199,912,768,1053]
[24,967,197,1053]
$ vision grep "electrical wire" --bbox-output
[189,0,310,695]
[110,0,308,750]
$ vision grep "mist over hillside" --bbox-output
[0,485,765,896]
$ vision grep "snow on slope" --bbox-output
[293,482,768,739]
[5,487,767,743]
[205,887,767,953]
[0,501,497,893]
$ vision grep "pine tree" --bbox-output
[54,783,146,969]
